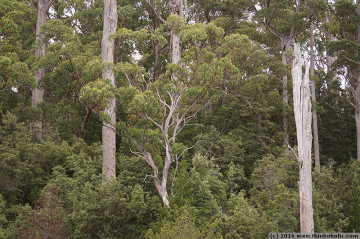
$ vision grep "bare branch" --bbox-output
[171,158,179,195]
[157,88,170,109]
[144,174,161,183]
[146,0,167,24]
[341,53,360,66]
[145,113,163,130]
[123,70,133,86]
[287,142,300,161]
[129,147,147,160]
[176,134,203,161]
[347,86,356,108]
[262,20,282,39]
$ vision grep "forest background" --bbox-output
[1,0,360,238]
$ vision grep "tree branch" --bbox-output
[146,0,167,24]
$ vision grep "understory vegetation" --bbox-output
[1,0,360,238]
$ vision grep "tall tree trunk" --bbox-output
[31,0,54,141]
[170,30,181,64]
[310,23,320,169]
[101,0,118,181]
[141,0,188,207]
[169,0,184,64]
[292,43,314,233]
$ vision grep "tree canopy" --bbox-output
[0,0,359,238]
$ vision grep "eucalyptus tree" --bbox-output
[249,0,319,154]
[101,0,118,180]
[292,43,314,233]
[32,0,55,141]
[80,22,230,207]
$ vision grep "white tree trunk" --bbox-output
[292,43,314,233]
[31,0,54,141]
[171,30,181,64]
[310,23,320,169]
[169,0,185,64]
[102,0,118,181]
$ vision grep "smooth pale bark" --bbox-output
[127,90,187,208]
[310,23,320,169]
[169,0,185,64]
[292,43,314,233]
[101,0,118,180]
[140,0,187,207]
[31,0,54,141]
[170,30,181,64]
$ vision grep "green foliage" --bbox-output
[317,80,356,164]
[336,160,360,232]
[145,206,202,239]
[222,191,271,239]
[250,154,299,232]
[1,0,359,237]
[16,185,71,239]
[0,195,7,238]
[146,205,222,239]
[171,154,226,225]
[312,167,348,232]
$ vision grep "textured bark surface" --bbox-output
[292,43,314,233]
[169,0,185,64]
[170,30,181,64]
[310,23,320,169]
[101,0,118,181]
[31,0,54,141]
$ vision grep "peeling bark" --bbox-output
[102,0,118,181]
[292,43,314,233]
[168,0,185,64]
[170,30,181,64]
